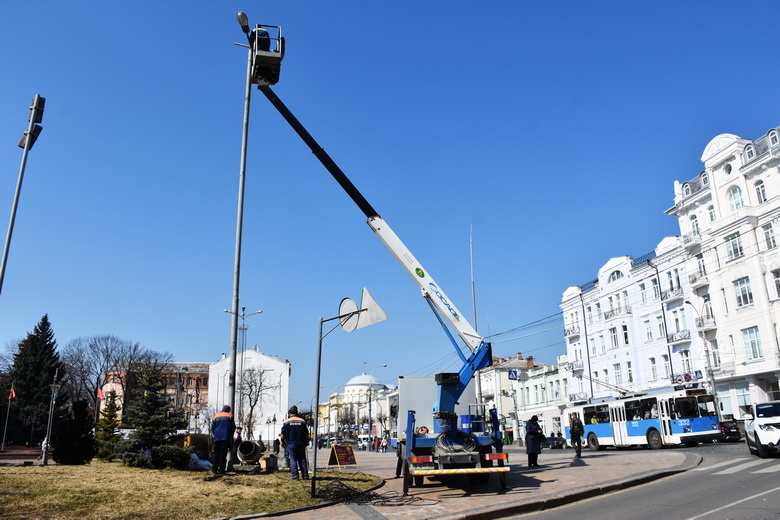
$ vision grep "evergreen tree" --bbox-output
[95,390,122,460]
[52,399,96,464]
[9,315,67,445]
[125,367,182,449]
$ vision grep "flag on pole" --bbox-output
[97,387,106,401]
[8,385,15,400]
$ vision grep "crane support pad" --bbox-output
[411,467,510,476]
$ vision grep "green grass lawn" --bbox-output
[0,461,381,520]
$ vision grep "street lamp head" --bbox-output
[236,12,250,34]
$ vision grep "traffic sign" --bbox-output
[508,370,518,381]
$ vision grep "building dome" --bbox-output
[344,373,386,390]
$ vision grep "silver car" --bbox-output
[744,401,780,458]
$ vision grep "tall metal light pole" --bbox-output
[224,306,262,424]
[367,364,387,440]
[42,369,60,466]
[226,12,255,426]
[1,94,45,296]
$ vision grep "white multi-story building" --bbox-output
[560,125,780,423]
[667,127,780,418]
[208,348,290,442]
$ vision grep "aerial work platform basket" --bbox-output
[249,24,284,86]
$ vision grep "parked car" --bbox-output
[357,434,372,451]
[745,401,780,458]
[714,420,741,442]
[542,434,566,449]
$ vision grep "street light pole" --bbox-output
[224,306,262,424]
[685,300,720,418]
[42,369,60,466]
[227,12,255,422]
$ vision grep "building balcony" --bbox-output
[564,326,581,338]
[682,232,702,248]
[689,273,709,288]
[661,286,684,303]
[568,392,589,402]
[694,315,716,331]
[603,306,632,320]
[712,361,736,375]
[667,329,691,345]
[569,359,584,371]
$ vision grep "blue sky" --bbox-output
[2,2,779,408]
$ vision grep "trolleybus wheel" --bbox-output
[646,429,662,449]
[586,433,599,451]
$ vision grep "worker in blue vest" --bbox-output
[280,405,309,480]
[249,25,270,51]
[211,405,236,475]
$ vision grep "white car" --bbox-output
[744,401,780,458]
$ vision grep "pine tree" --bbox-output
[9,315,67,445]
[125,367,182,449]
[52,399,96,464]
[95,390,121,460]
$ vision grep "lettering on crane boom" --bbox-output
[428,282,459,320]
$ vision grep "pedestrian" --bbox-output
[524,415,543,467]
[273,436,280,456]
[211,405,236,475]
[232,426,243,464]
[280,405,309,480]
[380,437,388,453]
[569,412,584,457]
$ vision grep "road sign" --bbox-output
[508,370,518,381]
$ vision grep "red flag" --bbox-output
[97,387,106,401]
[8,384,15,400]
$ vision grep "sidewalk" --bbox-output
[272,445,698,520]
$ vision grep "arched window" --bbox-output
[769,130,779,147]
[745,144,755,161]
[683,183,691,196]
[728,187,744,212]
[608,271,624,282]
[690,214,700,235]
[649,357,657,380]
[755,180,767,204]
[701,172,709,186]
[708,205,716,222]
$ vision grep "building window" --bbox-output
[728,187,744,212]
[640,283,647,303]
[603,369,609,385]
[671,308,687,332]
[773,269,780,299]
[708,205,716,222]
[627,361,633,383]
[649,357,657,380]
[662,354,670,378]
[587,306,593,324]
[702,172,709,186]
[690,214,700,235]
[590,337,597,356]
[683,183,691,196]
[614,364,622,385]
[770,130,779,147]
[735,382,752,417]
[710,339,721,368]
[609,327,618,349]
[652,278,660,299]
[742,326,763,360]
[696,253,706,276]
[734,277,754,308]
[644,320,652,342]
[608,270,624,282]
[600,335,606,355]
[756,180,767,204]
[622,325,630,346]
[681,350,691,373]
[725,232,744,260]
[745,144,755,161]
[657,315,665,338]
[596,303,602,320]
[763,223,776,250]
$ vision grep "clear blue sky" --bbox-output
[2,2,779,408]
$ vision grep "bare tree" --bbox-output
[238,368,280,440]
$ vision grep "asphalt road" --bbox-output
[511,441,780,520]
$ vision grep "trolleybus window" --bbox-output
[583,404,610,423]
[674,396,699,418]
[696,395,717,416]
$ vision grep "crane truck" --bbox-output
[247,25,509,494]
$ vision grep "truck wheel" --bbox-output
[646,429,662,449]
[586,433,599,451]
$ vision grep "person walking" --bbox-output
[280,405,309,480]
[211,405,236,475]
[524,415,543,467]
[569,412,584,457]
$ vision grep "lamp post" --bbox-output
[42,369,60,466]
[367,364,387,439]
[225,11,256,426]
[685,300,720,418]
[224,306,263,424]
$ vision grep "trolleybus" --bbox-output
[565,387,720,450]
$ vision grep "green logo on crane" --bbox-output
[415,268,425,278]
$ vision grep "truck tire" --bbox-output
[586,433,600,451]
[646,429,662,449]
